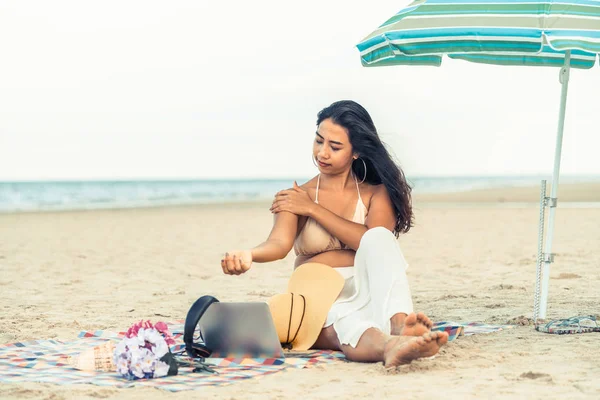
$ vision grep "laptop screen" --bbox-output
[198,302,285,358]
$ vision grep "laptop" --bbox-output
[197,302,285,358]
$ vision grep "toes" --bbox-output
[414,336,426,345]
[404,312,417,327]
[428,331,443,340]
[436,331,449,345]
[416,312,433,328]
[421,332,436,342]
[425,331,449,344]
[424,316,433,328]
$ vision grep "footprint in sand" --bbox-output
[507,315,534,326]
[88,389,117,398]
[519,371,553,382]
[436,294,476,300]
[490,283,526,290]
[246,290,276,297]
[552,273,581,279]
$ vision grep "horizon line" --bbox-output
[2,173,600,184]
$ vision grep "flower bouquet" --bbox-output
[113,320,178,380]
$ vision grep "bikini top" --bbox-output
[293,174,368,257]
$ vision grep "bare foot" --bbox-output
[383,331,448,368]
[391,312,433,336]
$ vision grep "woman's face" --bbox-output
[313,118,355,173]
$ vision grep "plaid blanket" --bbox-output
[0,321,511,391]
[432,321,513,340]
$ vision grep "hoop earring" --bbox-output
[312,155,319,168]
[354,158,367,184]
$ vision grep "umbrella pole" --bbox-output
[533,180,547,322]
[538,50,571,319]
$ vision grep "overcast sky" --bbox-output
[0,0,598,181]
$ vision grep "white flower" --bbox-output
[113,351,127,367]
[116,357,130,376]
[153,360,170,378]
[130,356,145,379]
[137,328,146,345]
[115,341,127,355]
[152,340,168,358]
[113,340,130,367]
[124,337,141,351]
[141,353,155,373]
[145,328,162,345]
[130,350,142,367]
[128,345,142,361]
[141,348,153,360]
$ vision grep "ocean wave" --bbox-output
[1,176,598,213]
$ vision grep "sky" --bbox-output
[0,0,599,181]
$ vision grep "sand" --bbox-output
[1,183,599,399]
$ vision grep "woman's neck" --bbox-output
[319,169,354,192]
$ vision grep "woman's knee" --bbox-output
[360,226,395,247]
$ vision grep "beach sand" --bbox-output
[1,183,599,399]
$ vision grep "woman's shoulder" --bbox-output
[297,176,319,190]
[273,176,319,199]
[360,181,386,196]
[359,182,388,209]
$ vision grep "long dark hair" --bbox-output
[316,100,413,236]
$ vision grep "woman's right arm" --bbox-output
[252,211,298,262]
[221,211,298,275]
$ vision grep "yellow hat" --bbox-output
[268,263,344,351]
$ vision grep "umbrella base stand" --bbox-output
[533,180,559,323]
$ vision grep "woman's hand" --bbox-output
[221,250,253,275]
[270,181,315,216]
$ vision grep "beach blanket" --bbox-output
[432,321,513,341]
[0,321,511,391]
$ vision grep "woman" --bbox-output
[220,100,447,367]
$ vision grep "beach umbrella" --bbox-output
[356,0,600,320]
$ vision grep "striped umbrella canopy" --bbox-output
[356,0,600,322]
[357,0,600,68]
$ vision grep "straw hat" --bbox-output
[268,263,344,351]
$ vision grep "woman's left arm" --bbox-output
[271,182,396,250]
[309,205,367,250]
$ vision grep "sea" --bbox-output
[0,175,598,213]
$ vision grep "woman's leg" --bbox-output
[312,326,341,351]
[320,226,433,353]
[357,227,431,335]
[313,326,448,367]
